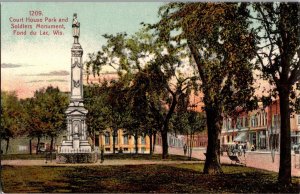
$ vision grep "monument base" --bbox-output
[59,140,92,153]
[56,152,97,163]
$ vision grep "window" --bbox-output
[251,116,255,127]
[123,134,129,145]
[237,118,242,129]
[273,114,278,128]
[245,117,249,127]
[95,135,99,147]
[141,136,146,145]
[255,116,258,127]
[18,145,28,151]
[141,147,146,153]
[105,132,110,145]
[114,135,118,145]
[228,119,231,130]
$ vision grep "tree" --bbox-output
[250,2,300,185]
[24,86,68,155]
[86,29,197,159]
[107,81,131,154]
[84,83,111,149]
[0,91,25,154]
[154,2,257,173]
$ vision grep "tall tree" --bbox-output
[0,91,25,154]
[107,81,131,154]
[84,83,111,148]
[86,29,197,158]
[24,86,68,154]
[154,2,257,173]
[250,2,300,185]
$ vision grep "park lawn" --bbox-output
[2,153,200,161]
[2,164,299,193]
[104,153,200,161]
[1,154,46,160]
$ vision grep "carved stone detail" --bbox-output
[72,50,83,57]
[73,80,80,88]
[71,61,82,68]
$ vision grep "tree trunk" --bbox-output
[36,136,40,155]
[161,129,168,159]
[189,132,193,160]
[203,107,223,174]
[5,138,9,154]
[50,136,54,161]
[135,131,138,154]
[149,128,153,156]
[113,128,116,154]
[278,90,291,185]
[152,131,157,153]
[29,139,32,155]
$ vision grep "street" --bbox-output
[155,145,300,177]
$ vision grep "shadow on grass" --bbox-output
[2,164,300,193]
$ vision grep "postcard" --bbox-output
[1,1,299,193]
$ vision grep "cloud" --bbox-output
[26,79,68,83]
[37,70,70,76]
[47,79,68,82]
[21,70,70,76]
[1,63,22,68]
[26,80,45,83]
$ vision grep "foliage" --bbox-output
[84,83,111,136]
[250,2,300,185]
[23,86,68,149]
[0,91,26,153]
[153,2,257,173]
[86,28,198,158]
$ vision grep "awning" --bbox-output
[233,131,247,142]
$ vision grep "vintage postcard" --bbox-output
[1,1,299,193]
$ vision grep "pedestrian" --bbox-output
[242,144,246,157]
[183,144,187,156]
[100,145,104,163]
[251,144,255,151]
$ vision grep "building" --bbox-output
[221,99,300,150]
[94,129,151,153]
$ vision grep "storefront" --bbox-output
[257,130,267,149]
[249,131,256,150]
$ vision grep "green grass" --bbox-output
[2,164,299,193]
[2,153,200,161]
[1,154,45,160]
[104,153,200,161]
[1,154,47,160]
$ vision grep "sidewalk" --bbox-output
[157,146,300,177]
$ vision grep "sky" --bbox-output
[1,2,163,98]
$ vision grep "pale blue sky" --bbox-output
[1,2,163,98]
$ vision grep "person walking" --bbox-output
[242,144,247,157]
[183,144,187,156]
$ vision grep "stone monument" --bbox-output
[56,13,96,163]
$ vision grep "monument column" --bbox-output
[59,13,91,154]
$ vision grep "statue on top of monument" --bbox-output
[72,13,80,37]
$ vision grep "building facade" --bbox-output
[94,129,151,153]
[221,99,300,150]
